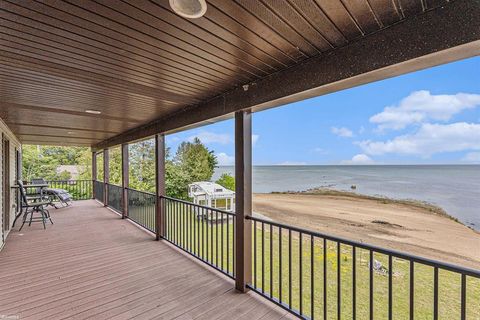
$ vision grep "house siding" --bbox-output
[0,118,21,250]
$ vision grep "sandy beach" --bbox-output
[253,192,480,269]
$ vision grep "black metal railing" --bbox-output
[160,196,236,278]
[94,180,103,202]
[45,180,93,200]
[88,184,480,319]
[246,216,480,320]
[107,183,122,212]
[127,188,156,232]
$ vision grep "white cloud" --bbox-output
[331,126,354,138]
[277,161,307,166]
[252,134,259,146]
[359,122,480,156]
[216,152,235,166]
[188,131,231,144]
[462,152,480,163]
[370,91,480,130]
[340,154,375,165]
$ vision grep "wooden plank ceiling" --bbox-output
[0,0,447,147]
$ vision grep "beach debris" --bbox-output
[372,220,403,228]
[350,184,357,189]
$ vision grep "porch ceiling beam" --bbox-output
[92,0,480,150]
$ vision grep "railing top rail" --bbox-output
[160,195,235,216]
[247,215,480,278]
[105,182,122,188]
[45,179,92,182]
[126,187,156,197]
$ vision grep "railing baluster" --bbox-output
[226,211,229,273]
[178,201,181,246]
[216,211,219,267]
[205,207,208,261]
[289,228,292,308]
[262,222,265,294]
[189,204,192,255]
[370,250,374,320]
[172,202,178,243]
[232,216,235,276]
[254,220,257,289]
[166,199,170,239]
[300,232,303,316]
[311,235,314,320]
[433,267,438,320]
[201,207,204,260]
[279,226,282,304]
[181,202,184,247]
[221,212,224,270]
[184,202,187,248]
[338,242,341,320]
[324,238,327,320]
[389,255,393,320]
[353,246,356,320]
[461,274,466,320]
[410,261,414,320]
[210,209,213,264]
[270,224,273,298]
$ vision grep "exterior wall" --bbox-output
[0,118,21,250]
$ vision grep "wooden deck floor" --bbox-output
[0,200,292,320]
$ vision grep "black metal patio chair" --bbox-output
[17,180,53,231]
[31,178,73,208]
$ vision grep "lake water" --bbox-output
[213,165,480,230]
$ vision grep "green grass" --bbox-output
[250,227,480,319]
[130,203,480,319]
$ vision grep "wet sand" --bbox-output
[253,193,480,269]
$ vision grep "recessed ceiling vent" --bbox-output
[169,0,207,19]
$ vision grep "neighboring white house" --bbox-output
[188,181,235,212]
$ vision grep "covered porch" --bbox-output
[1,0,480,319]
[0,200,291,319]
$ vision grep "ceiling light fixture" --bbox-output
[169,0,207,19]
[85,109,101,114]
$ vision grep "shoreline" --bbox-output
[253,189,480,269]
[273,187,470,228]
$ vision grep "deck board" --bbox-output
[0,200,288,320]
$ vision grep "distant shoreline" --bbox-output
[271,187,468,228]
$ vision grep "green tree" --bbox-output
[22,145,91,181]
[169,137,217,199]
[128,139,156,193]
[108,147,122,185]
[174,138,217,181]
[215,173,235,191]
[96,152,104,182]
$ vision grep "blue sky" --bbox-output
[166,56,480,165]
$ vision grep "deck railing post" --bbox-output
[155,134,166,240]
[103,148,109,206]
[121,143,129,219]
[91,151,96,199]
[235,110,252,292]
